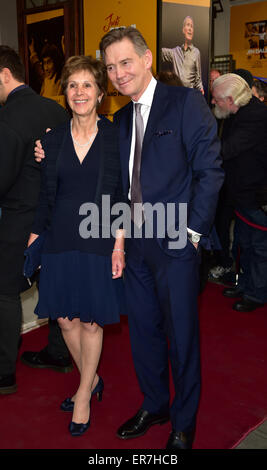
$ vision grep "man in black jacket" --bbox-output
[211,73,267,312]
[0,46,69,394]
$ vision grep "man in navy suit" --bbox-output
[100,27,224,449]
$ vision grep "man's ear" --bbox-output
[1,67,12,84]
[227,95,234,106]
[143,49,153,70]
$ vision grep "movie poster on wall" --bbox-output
[159,0,211,98]
[230,1,267,81]
[83,0,158,119]
[26,9,66,107]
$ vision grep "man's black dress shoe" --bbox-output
[0,374,17,395]
[20,347,73,373]
[223,286,243,298]
[117,408,169,440]
[233,298,265,312]
[165,429,195,450]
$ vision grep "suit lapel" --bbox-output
[142,82,169,153]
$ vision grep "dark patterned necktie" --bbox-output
[131,103,144,227]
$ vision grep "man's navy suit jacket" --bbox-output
[113,81,224,254]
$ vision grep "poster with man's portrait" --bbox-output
[159,0,211,98]
[27,9,65,107]
[245,20,267,61]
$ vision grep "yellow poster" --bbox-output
[230,1,267,80]
[83,0,157,118]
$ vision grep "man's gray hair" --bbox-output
[183,16,194,27]
[212,73,252,107]
[100,27,149,59]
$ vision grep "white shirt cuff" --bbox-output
[187,228,202,237]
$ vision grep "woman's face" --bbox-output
[66,69,103,117]
[43,56,55,78]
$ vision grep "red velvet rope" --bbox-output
[235,210,267,231]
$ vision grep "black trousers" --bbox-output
[215,200,235,268]
[0,293,22,375]
[0,293,69,376]
[46,318,69,359]
[35,276,69,359]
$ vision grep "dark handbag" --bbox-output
[23,232,46,279]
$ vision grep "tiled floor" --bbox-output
[236,419,267,449]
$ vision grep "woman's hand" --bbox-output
[112,229,126,278]
[112,250,125,279]
[27,233,39,247]
[34,128,51,163]
[34,140,44,163]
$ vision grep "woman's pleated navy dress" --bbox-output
[35,127,124,326]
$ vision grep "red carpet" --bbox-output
[1,282,267,449]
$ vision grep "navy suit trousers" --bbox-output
[124,235,201,432]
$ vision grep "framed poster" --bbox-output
[16,0,82,106]
[158,0,211,98]
[230,1,267,81]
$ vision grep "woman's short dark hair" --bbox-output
[61,55,108,105]
[0,45,25,82]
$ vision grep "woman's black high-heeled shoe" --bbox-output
[69,418,90,437]
[60,376,104,412]
[92,376,104,402]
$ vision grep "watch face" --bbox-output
[192,234,200,243]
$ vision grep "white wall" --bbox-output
[21,286,47,333]
[0,0,18,50]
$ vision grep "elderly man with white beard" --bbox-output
[211,73,267,312]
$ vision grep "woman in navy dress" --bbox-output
[27,56,125,436]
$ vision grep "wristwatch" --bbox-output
[188,232,201,244]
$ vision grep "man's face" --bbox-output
[42,57,55,79]
[105,37,153,102]
[211,88,233,119]
[252,85,264,102]
[209,70,221,90]
[183,18,194,42]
